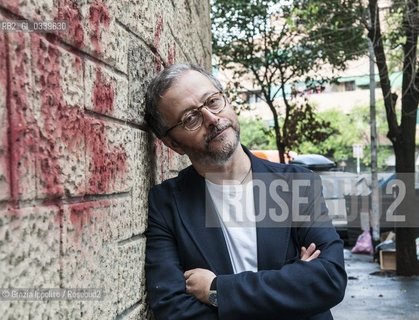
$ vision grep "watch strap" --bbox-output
[208,290,218,307]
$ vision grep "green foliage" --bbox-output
[212,0,367,94]
[295,102,393,170]
[239,117,276,150]
[381,2,407,73]
[283,101,337,150]
[291,0,368,69]
[212,0,368,158]
[240,102,393,170]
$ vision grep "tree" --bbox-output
[364,0,419,276]
[297,104,392,171]
[238,117,276,150]
[296,0,419,275]
[212,0,366,162]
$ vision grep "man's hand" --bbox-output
[184,244,319,304]
[300,243,321,262]
[184,268,216,304]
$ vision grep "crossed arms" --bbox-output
[146,191,347,320]
[184,243,321,305]
[145,169,347,320]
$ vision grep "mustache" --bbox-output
[205,122,232,143]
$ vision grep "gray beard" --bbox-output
[203,129,240,165]
[180,126,240,166]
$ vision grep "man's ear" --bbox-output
[161,136,186,155]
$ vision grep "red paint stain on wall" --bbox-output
[74,56,82,73]
[8,33,38,202]
[32,34,84,198]
[0,33,7,99]
[85,118,128,194]
[57,0,85,48]
[0,33,9,200]
[167,42,176,65]
[154,15,164,49]
[93,67,114,114]
[0,34,7,115]
[32,35,127,200]
[33,36,64,197]
[68,200,111,241]
[3,0,20,16]
[153,15,164,72]
[69,202,93,240]
[89,0,111,54]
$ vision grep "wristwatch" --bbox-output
[208,290,218,307]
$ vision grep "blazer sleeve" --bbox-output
[145,187,218,320]
[215,172,347,320]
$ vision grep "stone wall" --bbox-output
[0,0,211,318]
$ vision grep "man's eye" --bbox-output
[207,97,222,108]
[183,112,199,125]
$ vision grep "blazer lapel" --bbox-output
[248,149,292,271]
[174,168,234,275]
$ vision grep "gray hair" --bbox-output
[144,63,223,138]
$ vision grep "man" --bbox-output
[144,63,347,320]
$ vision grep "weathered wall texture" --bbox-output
[0,0,211,318]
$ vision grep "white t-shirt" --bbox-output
[206,180,258,273]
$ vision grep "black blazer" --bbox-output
[145,148,347,320]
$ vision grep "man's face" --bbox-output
[157,70,240,165]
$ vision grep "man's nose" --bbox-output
[201,107,220,127]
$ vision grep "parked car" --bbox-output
[320,171,370,244]
[289,154,370,244]
[289,154,336,171]
[376,173,419,229]
[338,172,418,245]
[255,153,418,245]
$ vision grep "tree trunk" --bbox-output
[277,141,286,164]
[368,0,419,275]
[395,0,419,276]
[266,100,286,163]
[274,119,286,163]
[368,0,400,143]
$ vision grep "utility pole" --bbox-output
[369,38,380,242]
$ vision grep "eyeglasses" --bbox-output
[162,91,227,137]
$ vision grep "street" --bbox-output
[332,249,419,320]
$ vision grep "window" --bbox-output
[247,91,262,105]
[344,81,356,91]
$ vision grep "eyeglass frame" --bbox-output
[161,91,227,137]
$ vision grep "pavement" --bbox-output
[331,249,419,320]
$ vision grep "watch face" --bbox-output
[208,291,218,307]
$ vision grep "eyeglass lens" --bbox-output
[182,93,225,130]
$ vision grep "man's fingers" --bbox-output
[185,278,195,291]
[306,243,316,254]
[300,243,315,260]
[301,243,321,261]
[185,277,196,292]
[313,249,321,259]
[184,268,200,279]
[305,249,321,262]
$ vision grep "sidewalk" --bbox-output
[332,249,419,320]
